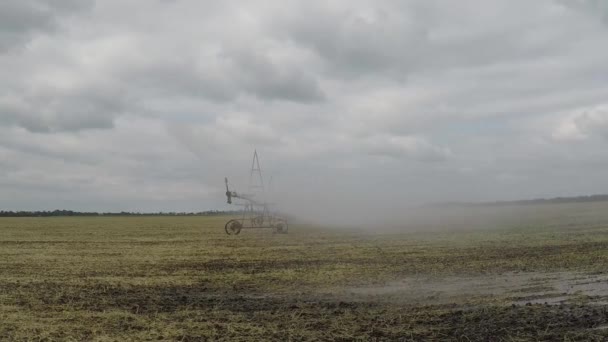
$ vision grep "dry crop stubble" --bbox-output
[2,204,608,340]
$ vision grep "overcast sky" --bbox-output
[1,0,608,214]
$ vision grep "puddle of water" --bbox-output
[336,272,608,306]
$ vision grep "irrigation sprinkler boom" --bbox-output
[223,151,288,235]
[224,178,263,206]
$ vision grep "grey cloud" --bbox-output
[2,0,608,213]
[0,85,128,133]
[126,48,324,104]
[281,2,428,77]
[0,134,98,165]
[276,0,580,84]
[0,117,216,212]
[229,48,326,103]
[125,59,236,103]
[557,0,608,23]
[166,114,284,162]
[0,0,94,52]
[361,135,451,162]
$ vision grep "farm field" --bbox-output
[3,202,608,340]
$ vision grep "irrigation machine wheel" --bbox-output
[225,219,243,235]
[274,220,289,234]
[251,216,264,227]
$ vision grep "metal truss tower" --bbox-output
[248,150,265,195]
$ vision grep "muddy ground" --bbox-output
[2,205,608,341]
[5,272,608,341]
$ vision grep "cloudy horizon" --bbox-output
[1,0,608,216]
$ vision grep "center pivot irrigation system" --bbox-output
[223,151,288,235]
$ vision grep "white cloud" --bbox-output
[553,105,608,141]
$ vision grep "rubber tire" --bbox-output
[225,219,243,235]
[274,220,288,234]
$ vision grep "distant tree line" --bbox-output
[437,194,608,208]
[0,210,242,217]
[496,194,608,205]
